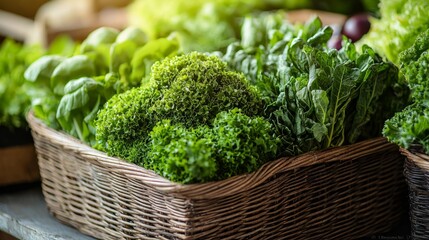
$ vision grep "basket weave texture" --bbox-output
[401,148,429,240]
[28,112,407,240]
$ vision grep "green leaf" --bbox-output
[307,26,333,46]
[64,77,103,94]
[358,0,429,65]
[81,27,119,53]
[311,123,328,142]
[51,55,96,95]
[84,95,101,123]
[303,16,323,39]
[56,77,102,119]
[311,89,329,124]
[48,35,77,56]
[110,41,138,73]
[116,26,148,46]
[130,38,179,83]
[24,55,65,82]
[326,64,357,147]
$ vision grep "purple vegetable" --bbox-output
[342,14,371,42]
[328,35,343,50]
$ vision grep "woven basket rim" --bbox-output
[400,147,429,171]
[27,111,397,199]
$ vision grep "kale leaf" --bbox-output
[147,109,278,183]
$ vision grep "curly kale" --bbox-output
[399,28,429,100]
[147,109,279,183]
[210,109,279,180]
[147,120,217,183]
[383,29,429,153]
[149,52,263,127]
[383,102,429,153]
[95,86,160,164]
[95,52,265,171]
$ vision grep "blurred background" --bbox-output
[0,0,379,46]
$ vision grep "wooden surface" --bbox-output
[0,145,40,187]
[0,231,17,240]
[1,5,345,45]
[0,184,95,240]
[286,9,347,25]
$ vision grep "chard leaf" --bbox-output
[307,26,333,46]
[348,66,383,142]
[303,17,323,39]
[326,64,358,148]
[312,123,328,142]
[220,14,407,156]
[311,89,329,124]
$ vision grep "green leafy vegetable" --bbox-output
[0,36,76,130]
[24,55,65,83]
[81,27,119,53]
[56,77,105,144]
[95,86,160,161]
[358,0,429,65]
[128,1,312,52]
[147,120,217,183]
[149,52,263,127]
[0,39,44,129]
[116,26,148,45]
[210,109,279,179]
[383,29,429,153]
[399,29,429,101]
[96,52,265,172]
[130,37,179,84]
[219,15,407,156]
[25,26,180,144]
[51,55,96,95]
[383,102,429,153]
[146,109,278,183]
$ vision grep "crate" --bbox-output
[28,112,407,239]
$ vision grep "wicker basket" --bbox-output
[27,112,407,240]
[401,148,429,240]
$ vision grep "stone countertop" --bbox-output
[0,183,94,240]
